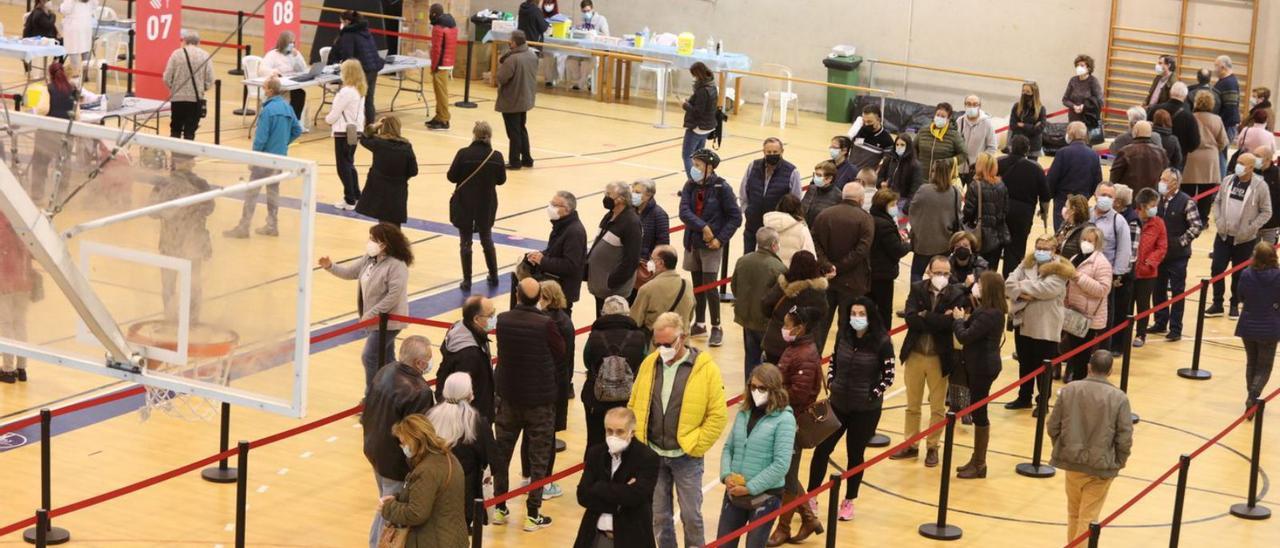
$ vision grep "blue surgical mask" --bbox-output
[630,191,643,207]
[689,166,704,182]
[1146,206,1159,217]
[934,115,948,128]
[848,316,868,332]
[888,205,900,217]
[1034,249,1052,263]
[486,315,497,332]
[829,147,842,160]
[1095,196,1114,212]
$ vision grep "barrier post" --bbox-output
[214,79,223,146]
[825,473,842,548]
[1180,279,1212,379]
[127,0,133,19]
[470,498,485,548]
[235,440,250,548]
[455,22,478,109]
[377,313,389,369]
[719,239,734,302]
[125,29,135,97]
[918,412,962,540]
[34,509,48,548]
[1087,522,1101,548]
[1015,361,1056,478]
[229,11,245,76]
[1169,454,1191,547]
[22,409,70,545]
[201,402,238,483]
[1230,398,1271,519]
[1119,315,1140,424]
[99,63,107,96]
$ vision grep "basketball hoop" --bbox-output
[126,320,239,421]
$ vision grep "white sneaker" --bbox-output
[334,201,354,211]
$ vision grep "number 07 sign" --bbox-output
[136,0,182,100]
[264,0,301,59]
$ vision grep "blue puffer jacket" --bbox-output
[252,95,302,155]
[678,175,742,252]
[719,406,795,495]
[331,21,386,74]
[1235,267,1280,341]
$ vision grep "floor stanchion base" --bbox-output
[1131,412,1140,424]
[555,438,566,453]
[1177,368,1212,380]
[1229,503,1272,520]
[229,68,244,76]
[1015,463,1056,478]
[22,526,70,545]
[233,108,256,116]
[454,101,479,109]
[917,523,963,541]
[201,465,239,483]
[868,433,891,447]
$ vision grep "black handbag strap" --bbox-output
[181,48,202,97]
[667,280,687,313]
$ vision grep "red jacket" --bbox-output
[0,217,32,295]
[778,335,823,411]
[1136,215,1167,279]
[430,17,459,72]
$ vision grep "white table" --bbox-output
[242,56,431,128]
[79,97,170,134]
[0,38,65,62]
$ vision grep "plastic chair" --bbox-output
[239,55,262,127]
[313,47,334,128]
[634,62,675,101]
[759,63,799,128]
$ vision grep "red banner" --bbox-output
[264,0,302,58]
[136,0,183,100]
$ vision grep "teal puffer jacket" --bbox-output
[719,406,796,495]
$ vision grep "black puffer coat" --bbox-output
[963,181,1011,255]
[356,136,417,224]
[447,140,507,231]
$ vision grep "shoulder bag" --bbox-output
[795,374,842,449]
[181,48,207,118]
[448,149,497,228]
[1227,127,1250,172]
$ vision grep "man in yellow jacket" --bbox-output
[628,311,728,548]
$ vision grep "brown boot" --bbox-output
[767,495,795,547]
[957,426,989,479]
[790,496,825,542]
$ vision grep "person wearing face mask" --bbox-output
[563,1,610,92]
[525,191,587,307]
[574,407,659,548]
[1208,153,1273,319]
[161,30,214,140]
[915,102,967,174]
[1089,185,1133,337]
[329,10,385,125]
[380,415,468,547]
[843,106,895,170]
[1145,55,1176,108]
[761,251,830,364]
[319,223,413,394]
[1234,110,1273,160]
[740,137,803,254]
[679,149,742,347]
[947,232,988,289]
[868,189,911,325]
[361,336,437,548]
[892,256,966,467]
[1004,236,1075,410]
[1235,243,1280,416]
[356,116,418,227]
[1010,82,1048,157]
[631,245,695,334]
[1150,169,1202,341]
[491,278,566,531]
[962,151,1011,270]
[1184,92,1229,206]
[516,0,551,51]
[588,181,643,317]
[1109,121,1168,194]
[1130,188,1168,348]
[449,121,508,291]
[813,182,876,355]
[1148,82,1202,169]
[950,271,1009,479]
[731,228,787,383]
[767,306,824,545]
[534,280,576,500]
[426,3,459,130]
[1151,110,1183,170]
[828,135,857,187]
[1061,227,1113,382]
[1062,54,1103,132]
[909,160,964,281]
[627,311,728,548]
[425,373,497,529]
[1246,87,1274,133]
[681,63,719,175]
[258,31,308,121]
[878,133,924,213]
[583,296,648,450]
[716,364,796,548]
[535,0,563,87]
[632,178,671,293]
[801,161,842,227]
[1250,147,1280,246]
[1047,122,1103,230]
[437,296,498,420]
[957,95,997,183]
[999,136,1053,277]
[1057,194,1092,261]
[224,77,302,238]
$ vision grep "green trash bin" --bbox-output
[823,55,863,123]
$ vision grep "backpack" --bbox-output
[594,343,635,403]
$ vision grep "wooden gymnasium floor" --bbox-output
[1,7,1278,547]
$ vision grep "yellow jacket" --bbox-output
[627,348,728,458]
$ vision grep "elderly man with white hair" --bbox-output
[958,94,998,182]
[587,181,642,317]
[1047,121,1103,229]
[1147,81,1202,162]
[1209,152,1274,319]
[582,295,648,449]
[1111,106,1164,153]
[812,181,875,354]
[730,227,786,382]
[161,29,214,140]
[1215,55,1242,142]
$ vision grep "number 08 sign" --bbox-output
[136,0,181,100]
[264,0,301,58]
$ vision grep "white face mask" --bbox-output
[931,274,948,291]
[543,3,554,12]
[1080,241,1096,255]
[934,115,948,128]
[971,283,981,299]
[888,205,900,217]
[1236,164,1249,178]
[750,389,769,407]
[1158,181,1169,195]
[419,359,434,375]
[605,435,629,454]
[546,204,562,221]
[657,343,679,363]
[1155,63,1165,75]
[1076,65,1088,76]
[365,240,383,257]
[485,315,497,332]
[646,259,657,273]
[400,444,413,458]
[895,145,907,156]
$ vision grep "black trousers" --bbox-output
[1004,201,1036,277]
[1133,277,1156,340]
[502,111,532,165]
[1212,235,1257,308]
[817,290,853,358]
[981,247,1003,276]
[869,278,895,331]
[363,70,379,125]
[1015,332,1057,403]
[170,100,201,140]
[1243,338,1277,404]
[334,137,360,205]
[288,89,306,119]
[458,223,498,282]
[807,406,882,501]
[1062,328,1100,382]
[967,371,998,426]
[1108,273,1134,352]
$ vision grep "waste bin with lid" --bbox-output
[823,55,863,123]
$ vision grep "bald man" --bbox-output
[492,276,567,528]
[1209,152,1273,318]
[811,181,875,354]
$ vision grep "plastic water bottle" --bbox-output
[642,27,651,41]
[706,36,715,52]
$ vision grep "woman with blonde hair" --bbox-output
[717,364,796,548]
[963,151,1011,270]
[326,59,368,211]
[425,373,495,527]
[355,115,418,225]
[258,31,308,119]
[379,415,468,547]
[1061,226,1112,381]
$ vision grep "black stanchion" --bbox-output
[213,80,222,146]
[201,402,238,483]
[471,498,485,548]
[377,313,390,368]
[126,0,133,20]
[825,473,842,548]
[919,412,962,540]
[1087,522,1101,548]
[33,509,48,548]
[455,22,479,109]
[1180,279,1212,380]
[99,63,107,96]
[1119,315,1140,424]
[22,410,69,545]
[1230,398,1272,520]
[1016,361,1056,478]
[1169,454,1191,547]
[867,433,890,447]
[229,11,246,76]
[125,29,135,97]
[719,238,734,302]
[235,440,250,548]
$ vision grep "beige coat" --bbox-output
[1006,256,1075,342]
[1065,252,1113,329]
[1048,376,1134,479]
[325,254,410,331]
[1184,112,1228,185]
[630,269,694,331]
[162,46,214,103]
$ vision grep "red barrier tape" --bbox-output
[181,5,243,17]
[994,108,1070,135]
[103,65,163,78]
[200,40,246,50]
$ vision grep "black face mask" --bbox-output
[953,247,972,263]
[603,196,616,210]
[764,154,782,166]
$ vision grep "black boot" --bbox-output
[484,243,499,285]
[460,249,473,292]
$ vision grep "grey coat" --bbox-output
[1213,173,1274,242]
[1006,256,1074,342]
[1048,377,1134,479]
[495,44,538,113]
[326,254,410,331]
[909,184,963,256]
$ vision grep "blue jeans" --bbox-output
[654,454,705,548]
[361,329,400,395]
[369,473,405,548]
[1153,255,1189,334]
[743,328,764,384]
[682,129,708,176]
[715,493,781,548]
[1221,126,1238,178]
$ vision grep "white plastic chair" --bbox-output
[634,62,675,101]
[239,55,263,127]
[759,63,799,128]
